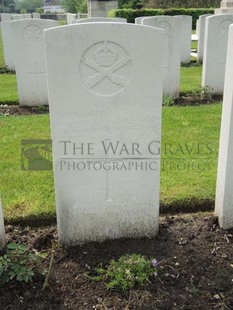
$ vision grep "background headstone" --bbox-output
[44,23,164,245]
[75,17,127,23]
[67,13,79,24]
[11,14,24,21]
[32,13,40,19]
[0,197,6,250]
[215,24,233,229]
[0,13,11,22]
[202,14,233,94]
[11,19,58,106]
[135,17,145,24]
[142,16,181,98]
[197,14,212,64]
[175,15,192,64]
[1,21,15,70]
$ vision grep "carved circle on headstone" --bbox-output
[219,19,233,41]
[156,21,171,36]
[80,41,132,96]
[24,24,43,44]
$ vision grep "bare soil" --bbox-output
[0,212,233,310]
[0,105,49,116]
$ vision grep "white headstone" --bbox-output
[44,23,164,245]
[23,14,32,19]
[75,17,127,23]
[202,14,233,94]
[11,19,58,106]
[135,17,145,24]
[175,15,192,64]
[197,14,212,64]
[32,12,40,19]
[67,13,79,24]
[0,21,15,70]
[0,197,6,250]
[196,19,199,35]
[215,24,233,229]
[11,14,24,20]
[0,13,11,22]
[142,16,181,98]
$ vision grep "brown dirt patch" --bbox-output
[0,212,233,309]
[0,105,49,116]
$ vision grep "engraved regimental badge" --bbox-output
[24,24,43,44]
[80,41,132,96]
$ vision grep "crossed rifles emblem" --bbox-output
[81,46,131,89]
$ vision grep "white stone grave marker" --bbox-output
[44,23,164,245]
[197,14,212,64]
[0,13,11,22]
[1,21,15,70]
[202,14,233,94]
[75,17,127,23]
[142,16,181,98]
[32,12,40,19]
[215,24,233,229]
[11,19,58,106]
[175,15,192,64]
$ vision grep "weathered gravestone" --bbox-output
[197,14,212,64]
[11,19,58,106]
[215,24,233,229]
[44,23,164,245]
[75,17,127,23]
[142,16,181,98]
[0,197,6,250]
[1,21,15,70]
[175,15,192,64]
[202,14,233,94]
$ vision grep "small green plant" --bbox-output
[0,243,47,284]
[184,85,213,101]
[0,66,15,75]
[20,9,27,14]
[35,7,43,14]
[89,254,158,290]
[163,96,175,107]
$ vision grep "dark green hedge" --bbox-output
[108,8,215,28]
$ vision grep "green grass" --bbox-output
[0,104,222,221]
[0,31,5,67]
[180,65,202,94]
[0,66,203,105]
[0,74,18,104]
[0,115,54,220]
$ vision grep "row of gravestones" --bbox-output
[0,16,192,106]
[196,13,233,95]
[0,13,40,22]
[1,19,233,247]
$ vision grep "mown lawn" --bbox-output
[0,104,222,221]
